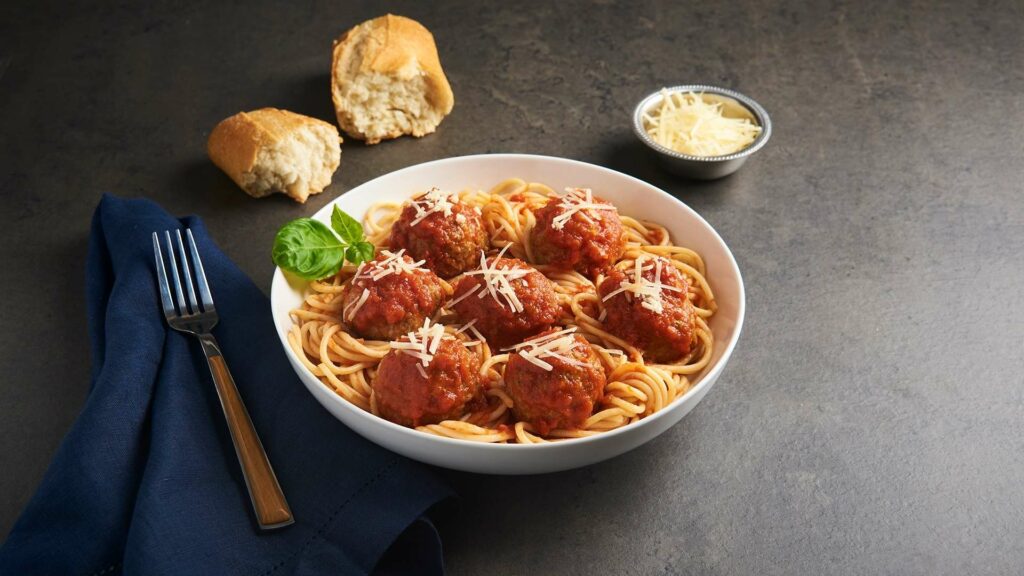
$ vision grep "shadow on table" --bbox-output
[168,158,311,212]
[275,73,336,125]
[595,136,735,211]
[169,159,241,210]
[433,429,691,560]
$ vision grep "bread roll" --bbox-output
[207,108,341,203]
[331,14,454,144]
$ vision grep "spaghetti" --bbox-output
[288,178,716,444]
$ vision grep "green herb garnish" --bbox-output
[272,205,376,279]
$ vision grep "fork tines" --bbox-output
[152,229,216,319]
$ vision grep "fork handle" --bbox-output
[198,334,294,530]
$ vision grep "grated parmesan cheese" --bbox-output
[453,318,477,335]
[447,283,481,307]
[505,327,587,372]
[352,249,427,284]
[462,245,531,313]
[453,319,484,348]
[466,323,487,344]
[344,288,371,321]
[408,187,460,226]
[643,90,762,157]
[389,318,453,377]
[550,188,618,231]
[601,256,684,315]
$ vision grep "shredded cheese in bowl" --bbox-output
[642,90,762,157]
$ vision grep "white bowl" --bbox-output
[270,154,745,475]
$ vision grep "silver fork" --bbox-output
[153,229,293,530]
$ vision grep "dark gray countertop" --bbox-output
[2,1,1023,574]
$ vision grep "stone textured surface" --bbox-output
[2,0,1023,574]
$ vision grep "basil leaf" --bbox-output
[272,218,346,280]
[346,241,375,264]
[331,205,365,245]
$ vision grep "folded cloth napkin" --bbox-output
[0,195,452,575]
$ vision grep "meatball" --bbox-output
[531,188,625,277]
[451,256,560,348]
[389,189,489,278]
[374,333,482,427]
[597,256,696,363]
[341,251,446,340]
[504,328,606,434]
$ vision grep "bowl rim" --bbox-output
[632,85,772,162]
[270,153,746,451]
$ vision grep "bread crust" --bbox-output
[331,14,454,143]
[206,108,341,202]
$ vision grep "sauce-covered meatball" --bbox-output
[341,250,447,340]
[373,325,481,427]
[531,187,625,277]
[504,328,606,434]
[451,255,560,348]
[389,188,489,278]
[597,256,696,363]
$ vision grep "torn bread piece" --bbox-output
[207,108,341,203]
[331,14,454,145]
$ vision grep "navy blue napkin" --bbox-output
[0,195,452,575]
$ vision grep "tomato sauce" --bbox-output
[531,194,625,278]
[504,331,606,434]
[451,257,560,348]
[389,199,488,278]
[373,338,481,427]
[598,263,695,363]
[342,253,446,340]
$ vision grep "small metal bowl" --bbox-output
[633,85,772,180]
